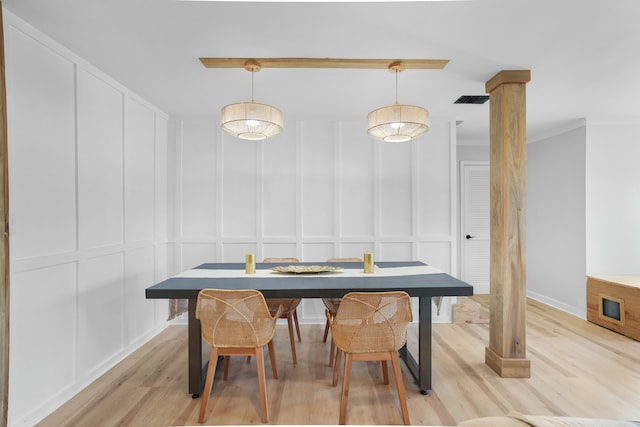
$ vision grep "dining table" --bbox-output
[145,260,474,397]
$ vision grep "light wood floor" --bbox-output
[37,297,640,426]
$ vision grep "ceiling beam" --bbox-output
[199,57,449,70]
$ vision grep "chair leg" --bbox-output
[223,356,231,380]
[329,339,336,367]
[332,348,342,387]
[286,312,297,365]
[390,352,411,425]
[293,308,302,342]
[255,346,269,423]
[198,348,219,424]
[267,340,278,379]
[322,312,331,342]
[339,353,353,425]
[381,360,389,385]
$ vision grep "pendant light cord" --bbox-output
[251,71,255,102]
[395,70,399,104]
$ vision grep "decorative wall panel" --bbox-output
[9,263,77,420]
[417,124,453,235]
[77,252,125,376]
[338,242,374,259]
[263,128,297,237]
[180,119,217,238]
[222,242,258,263]
[125,98,156,243]
[124,246,156,344]
[301,121,335,237]
[379,242,413,261]
[7,27,77,260]
[78,71,124,250]
[302,242,335,262]
[417,241,452,274]
[338,122,374,237]
[181,243,217,270]
[262,243,298,260]
[222,133,259,237]
[155,116,169,242]
[379,141,412,237]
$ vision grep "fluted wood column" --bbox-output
[485,70,531,378]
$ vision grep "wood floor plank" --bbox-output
[36,298,640,426]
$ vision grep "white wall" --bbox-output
[5,12,170,426]
[457,144,489,162]
[527,126,587,317]
[175,118,459,323]
[525,121,640,318]
[586,122,640,275]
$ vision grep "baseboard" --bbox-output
[527,290,586,319]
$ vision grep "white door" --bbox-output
[460,161,490,294]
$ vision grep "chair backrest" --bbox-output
[196,289,277,348]
[332,291,413,353]
[263,257,299,263]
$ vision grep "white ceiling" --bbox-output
[4,0,640,142]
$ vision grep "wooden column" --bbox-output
[484,70,531,378]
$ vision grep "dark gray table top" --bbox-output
[145,261,474,299]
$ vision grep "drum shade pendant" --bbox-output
[367,62,430,143]
[221,60,283,141]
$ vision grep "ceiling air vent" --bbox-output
[454,95,489,104]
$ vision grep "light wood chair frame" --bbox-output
[328,291,412,425]
[196,289,283,424]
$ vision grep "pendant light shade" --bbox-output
[367,62,430,142]
[367,104,430,142]
[221,102,283,141]
[220,60,283,141]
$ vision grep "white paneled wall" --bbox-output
[5,12,169,426]
[177,118,458,324]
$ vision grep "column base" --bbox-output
[485,346,531,378]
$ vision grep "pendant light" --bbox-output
[366,62,430,143]
[221,60,283,141]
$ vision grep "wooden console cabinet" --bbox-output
[586,275,640,341]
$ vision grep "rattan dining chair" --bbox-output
[323,257,363,367]
[196,289,282,424]
[329,291,413,425]
[263,257,302,365]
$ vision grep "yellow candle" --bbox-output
[246,253,256,274]
[364,252,374,274]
